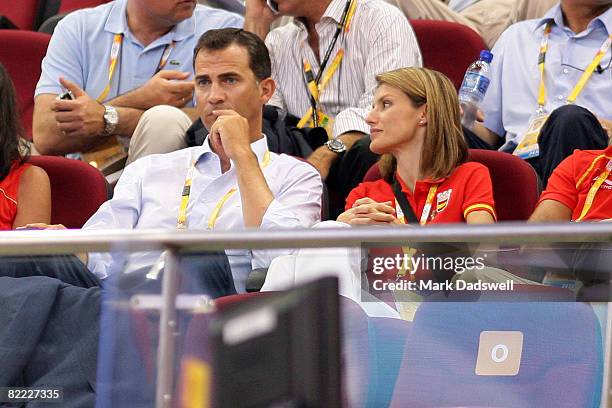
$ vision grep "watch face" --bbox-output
[105,106,119,125]
[327,139,346,153]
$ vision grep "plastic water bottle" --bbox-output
[458,50,493,130]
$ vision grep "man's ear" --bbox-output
[259,77,276,104]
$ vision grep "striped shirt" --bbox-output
[266,0,422,138]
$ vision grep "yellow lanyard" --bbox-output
[96,34,176,102]
[394,184,438,226]
[576,158,612,222]
[394,184,437,281]
[297,0,357,129]
[537,22,612,110]
[176,151,272,230]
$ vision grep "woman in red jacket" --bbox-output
[0,63,50,230]
[338,67,496,226]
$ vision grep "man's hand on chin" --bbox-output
[210,110,254,167]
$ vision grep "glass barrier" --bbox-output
[0,224,611,408]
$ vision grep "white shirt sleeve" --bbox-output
[84,161,144,278]
[333,10,422,137]
[251,158,323,270]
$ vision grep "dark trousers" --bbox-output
[326,127,493,218]
[0,252,238,298]
[530,105,608,188]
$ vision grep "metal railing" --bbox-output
[3,222,612,407]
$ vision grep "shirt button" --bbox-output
[557,95,564,101]
[563,68,569,74]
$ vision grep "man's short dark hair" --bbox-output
[194,28,272,81]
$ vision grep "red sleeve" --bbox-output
[345,183,368,210]
[538,154,578,210]
[461,164,497,220]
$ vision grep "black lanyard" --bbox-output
[304,0,353,126]
[392,177,419,224]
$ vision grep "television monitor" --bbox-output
[209,277,342,408]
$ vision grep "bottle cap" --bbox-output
[479,50,493,63]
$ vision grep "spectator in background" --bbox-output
[338,68,496,226]
[386,0,557,48]
[0,63,50,230]
[244,0,422,216]
[33,0,242,174]
[472,0,612,187]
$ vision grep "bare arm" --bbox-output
[33,94,146,155]
[465,210,495,224]
[307,131,364,180]
[108,70,194,110]
[528,199,573,223]
[12,165,51,229]
[244,0,277,41]
[471,120,504,149]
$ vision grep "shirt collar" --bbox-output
[104,0,195,42]
[534,3,612,35]
[323,0,352,24]
[196,134,270,166]
[293,0,352,30]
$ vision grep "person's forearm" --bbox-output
[307,131,364,179]
[244,16,272,41]
[112,106,145,137]
[471,122,502,148]
[33,99,98,155]
[235,150,274,227]
[108,89,151,110]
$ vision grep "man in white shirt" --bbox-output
[24,28,323,294]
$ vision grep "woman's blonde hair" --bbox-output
[376,67,468,182]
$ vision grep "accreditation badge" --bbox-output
[314,110,334,139]
[513,112,550,160]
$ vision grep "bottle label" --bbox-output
[460,72,490,97]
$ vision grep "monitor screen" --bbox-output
[209,277,342,408]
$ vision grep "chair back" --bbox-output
[0,0,44,29]
[0,30,51,140]
[410,19,488,91]
[390,299,602,407]
[28,156,109,228]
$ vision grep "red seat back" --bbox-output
[0,0,43,29]
[409,20,487,91]
[59,0,112,13]
[0,30,51,140]
[363,149,540,221]
[28,156,109,228]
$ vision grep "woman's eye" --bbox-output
[382,101,391,108]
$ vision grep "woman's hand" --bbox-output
[337,198,402,226]
[16,223,67,230]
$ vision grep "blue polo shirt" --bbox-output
[35,0,243,107]
[482,4,612,147]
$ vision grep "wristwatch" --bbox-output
[324,139,347,154]
[101,105,119,137]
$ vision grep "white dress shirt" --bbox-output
[84,136,323,292]
[266,0,422,138]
